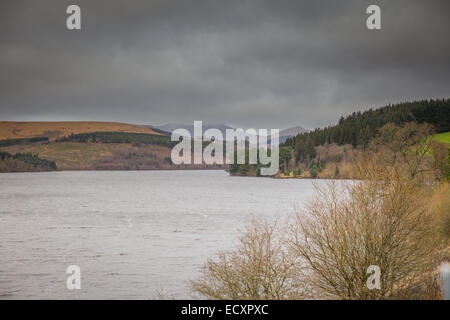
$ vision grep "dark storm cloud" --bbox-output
[1,0,449,128]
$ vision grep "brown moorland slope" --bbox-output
[0,121,161,140]
[1,142,224,171]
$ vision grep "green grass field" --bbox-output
[432,132,450,144]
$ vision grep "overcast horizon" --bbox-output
[1,0,449,130]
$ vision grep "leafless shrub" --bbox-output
[288,169,447,299]
[191,219,306,299]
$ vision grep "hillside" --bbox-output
[433,132,450,144]
[0,121,161,140]
[283,99,450,150]
[0,130,223,172]
[1,142,171,171]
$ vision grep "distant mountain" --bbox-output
[148,123,309,145]
[279,126,309,137]
[149,123,235,139]
[279,126,309,143]
[262,126,310,145]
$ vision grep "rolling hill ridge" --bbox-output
[0,121,161,140]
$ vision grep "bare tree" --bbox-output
[191,219,307,299]
[288,171,447,299]
[429,140,450,182]
[369,122,437,181]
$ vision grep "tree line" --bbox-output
[0,137,49,147]
[0,151,57,169]
[57,131,177,148]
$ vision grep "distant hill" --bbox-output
[279,126,309,143]
[150,123,234,139]
[151,123,309,145]
[279,126,309,137]
[0,121,161,140]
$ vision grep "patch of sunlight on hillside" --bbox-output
[432,132,450,144]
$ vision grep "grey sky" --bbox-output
[1,0,449,129]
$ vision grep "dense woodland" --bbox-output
[0,137,49,147]
[283,99,450,158]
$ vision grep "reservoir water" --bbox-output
[0,170,317,299]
